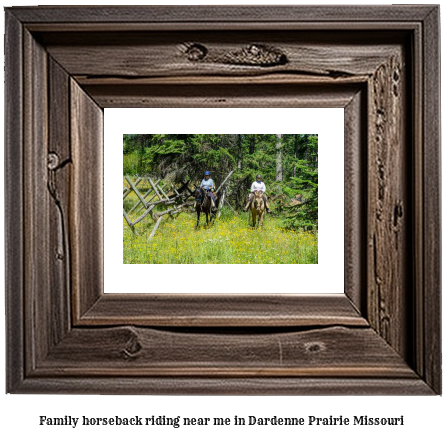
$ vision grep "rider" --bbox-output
[200,170,217,211]
[244,174,271,213]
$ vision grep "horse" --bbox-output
[251,190,266,228]
[193,186,218,227]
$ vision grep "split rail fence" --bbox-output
[123,170,234,238]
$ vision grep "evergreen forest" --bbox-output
[123,134,318,230]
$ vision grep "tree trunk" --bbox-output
[276,134,283,181]
[237,134,242,170]
[309,134,317,165]
[249,134,255,155]
[293,134,298,178]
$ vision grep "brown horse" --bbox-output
[193,186,218,227]
[251,190,266,227]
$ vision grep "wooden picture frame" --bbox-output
[5,5,441,394]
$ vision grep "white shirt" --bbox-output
[250,181,266,192]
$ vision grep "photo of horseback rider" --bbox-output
[123,133,318,264]
[244,174,271,213]
[200,171,217,212]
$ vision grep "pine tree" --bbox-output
[276,134,283,181]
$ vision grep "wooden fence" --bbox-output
[123,170,234,238]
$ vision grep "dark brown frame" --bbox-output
[5,6,441,394]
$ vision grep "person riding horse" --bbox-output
[244,174,271,213]
[200,171,217,212]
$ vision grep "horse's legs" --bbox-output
[252,210,256,227]
[196,210,200,227]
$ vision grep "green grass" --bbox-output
[123,209,318,265]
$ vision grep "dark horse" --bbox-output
[193,186,218,227]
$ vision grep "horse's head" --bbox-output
[253,190,264,210]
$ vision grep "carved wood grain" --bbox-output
[23,29,50,372]
[344,89,366,313]
[13,376,433,396]
[70,80,104,321]
[10,5,436,25]
[5,5,441,395]
[422,7,441,393]
[79,294,366,327]
[35,326,416,378]
[48,57,72,346]
[81,83,362,108]
[39,30,404,80]
[5,10,24,392]
[367,51,409,358]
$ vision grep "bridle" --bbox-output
[195,188,203,203]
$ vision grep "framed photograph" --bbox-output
[5,5,441,394]
[110,108,342,295]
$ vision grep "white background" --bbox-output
[1,1,442,438]
[108,108,344,294]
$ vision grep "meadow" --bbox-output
[123,208,318,265]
